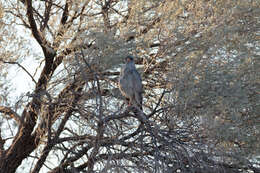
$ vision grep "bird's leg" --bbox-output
[125,98,130,106]
[128,98,134,106]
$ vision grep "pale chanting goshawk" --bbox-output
[119,55,143,110]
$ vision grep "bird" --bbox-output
[119,55,143,110]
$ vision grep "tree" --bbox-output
[0,0,259,172]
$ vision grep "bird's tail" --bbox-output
[135,92,143,111]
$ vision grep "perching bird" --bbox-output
[119,55,143,110]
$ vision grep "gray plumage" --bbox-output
[119,55,143,109]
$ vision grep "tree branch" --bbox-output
[25,0,55,59]
[0,59,37,84]
[0,106,21,125]
[31,75,85,173]
[60,0,69,25]
[40,0,53,31]
[0,129,4,157]
[25,0,44,46]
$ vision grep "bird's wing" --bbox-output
[132,70,142,93]
[130,69,143,108]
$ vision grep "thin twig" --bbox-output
[80,49,103,118]
[0,106,22,125]
[148,89,168,118]
[0,59,37,84]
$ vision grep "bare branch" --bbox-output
[31,74,85,173]
[0,59,37,84]
[0,129,4,157]
[60,0,69,25]
[0,106,21,125]
[25,0,45,46]
[40,0,53,31]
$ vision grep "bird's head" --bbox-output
[125,55,134,63]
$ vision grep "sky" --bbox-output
[6,25,44,103]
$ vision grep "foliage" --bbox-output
[0,0,259,173]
